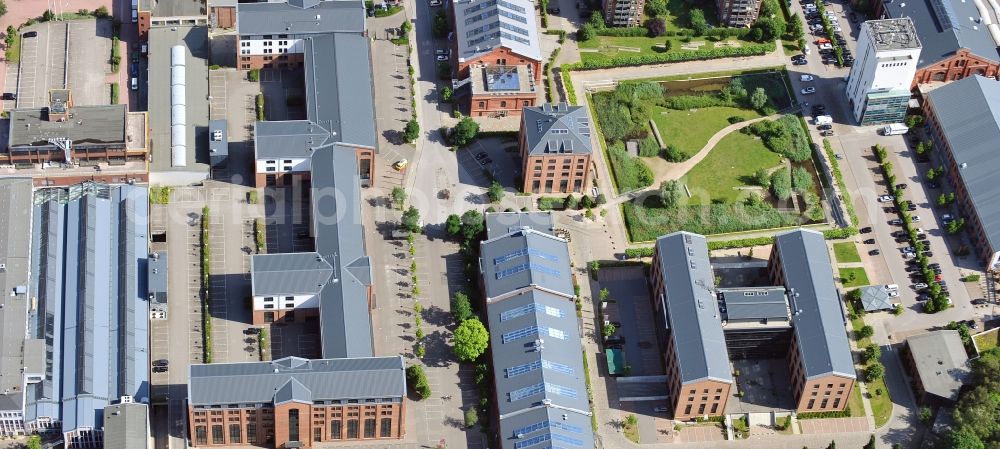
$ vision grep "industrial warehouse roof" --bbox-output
[250,253,334,297]
[907,330,970,402]
[485,211,555,238]
[480,214,595,449]
[881,0,1000,67]
[236,0,366,36]
[188,356,405,405]
[717,287,790,322]
[925,76,1000,260]
[452,0,541,62]
[311,145,374,359]
[25,183,150,435]
[774,229,855,380]
[7,105,126,148]
[103,401,149,449]
[654,232,733,385]
[521,103,593,156]
[0,179,33,412]
[480,228,573,299]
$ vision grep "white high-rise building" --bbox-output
[845,18,922,125]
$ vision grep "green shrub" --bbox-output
[608,142,654,192]
[110,82,120,104]
[595,27,649,37]
[149,185,173,204]
[662,144,688,162]
[823,139,859,227]
[571,42,774,69]
[792,166,813,193]
[664,94,734,110]
[744,116,811,162]
[255,94,265,121]
[770,167,791,200]
[728,115,746,124]
[624,247,655,258]
[538,197,566,211]
[622,199,801,241]
[406,365,432,399]
[248,68,260,82]
[638,136,660,157]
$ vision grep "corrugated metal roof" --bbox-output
[485,212,555,239]
[776,230,856,380]
[103,401,149,449]
[250,253,333,296]
[188,356,405,405]
[521,104,593,156]
[452,0,541,62]
[718,287,789,321]
[654,232,733,385]
[926,76,1000,253]
[236,0,366,36]
[907,331,970,401]
[0,178,33,411]
[8,105,126,148]
[881,0,1000,67]
[480,229,574,299]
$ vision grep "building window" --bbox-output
[697,404,705,414]
[364,418,376,438]
[229,424,241,443]
[247,423,257,444]
[347,420,359,439]
[212,425,224,444]
[710,403,718,414]
[478,101,485,108]
[264,312,274,322]
[807,399,815,408]
[380,418,392,437]
[195,427,207,445]
[500,101,507,108]
[684,404,692,415]
[821,398,829,408]
[833,398,841,409]
[330,421,341,439]
[288,409,299,441]
[314,427,322,441]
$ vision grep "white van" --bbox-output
[884,284,899,291]
[815,115,833,125]
[130,77,138,90]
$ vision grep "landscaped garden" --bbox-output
[839,267,870,288]
[974,329,999,353]
[833,242,861,263]
[680,131,782,204]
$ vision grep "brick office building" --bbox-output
[449,0,543,117]
[921,75,1000,270]
[518,103,593,194]
[871,0,1000,89]
[651,229,855,419]
[188,356,406,447]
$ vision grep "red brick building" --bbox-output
[518,103,593,194]
[188,357,406,448]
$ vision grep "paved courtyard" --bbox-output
[798,416,871,435]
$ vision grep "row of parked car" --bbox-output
[799,0,857,67]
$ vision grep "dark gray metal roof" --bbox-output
[303,33,376,149]
[254,120,338,159]
[25,183,150,434]
[859,285,896,312]
[311,145,374,359]
[250,253,334,296]
[480,229,574,299]
[103,401,149,449]
[906,330,970,401]
[718,287,789,322]
[7,105,126,148]
[654,232,733,385]
[236,0,366,36]
[148,252,168,304]
[521,103,593,156]
[208,119,228,161]
[188,356,405,405]
[452,0,541,62]
[485,212,555,239]
[880,0,1000,67]
[0,178,33,411]
[925,76,1000,253]
[775,229,856,380]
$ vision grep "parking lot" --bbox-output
[456,136,521,189]
[594,266,663,376]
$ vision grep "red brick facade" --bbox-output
[912,49,1000,88]
[455,46,542,117]
[471,93,537,117]
[213,6,236,28]
[454,46,542,84]
[239,53,306,71]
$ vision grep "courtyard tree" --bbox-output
[578,24,595,41]
[864,344,881,363]
[645,17,666,37]
[787,14,804,39]
[487,181,504,203]
[865,362,885,382]
[750,87,769,111]
[391,187,407,209]
[658,180,682,209]
[753,168,771,188]
[0,0,7,18]
[564,195,580,210]
[445,214,462,236]
[453,318,489,362]
[402,206,421,233]
[602,323,617,339]
[858,324,874,339]
[406,364,432,399]
[451,291,474,323]
[403,119,420,143]
[946,429,985,449]
[460,209,485,243]
[452,117,480,146]
[689,9,708,36]
[645,0,668,16]
[464,407,479,428]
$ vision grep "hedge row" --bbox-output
[624,247,655,258]
[200,207,213,363]
[561,66,577,105]
[707,236,775,250]
[595,27,650,37]
[822,138,859,227]
[564,42,774,70]
[798,408,852,419]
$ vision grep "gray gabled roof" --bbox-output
[880,0,1000,68]
[236,0,366,36]
[452,0,541,62]
[254,120,338,159]
[485,211,555,239]
[103,401,149,449]
[654,232,733,385]
[480,229,574,299]
[250,253,333,296]
[521,103,593,156]
[775,229,856,380]
[303,33,376,149]
[925,76,1000,253]
[311,145,374,359]
[188,356,406,406]
[906,330,970,401]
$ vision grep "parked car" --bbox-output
[653,407,669,413]
[878,195,895,202]
[1,93,15,100]
[436,55,449,61]
[435,49,447,55]
[429,0,443,5]
[912,215,922,222]
[861,227,873,233]
[907,203,917,211]
[869,249,881,255]
[862,238,875,244]
[23,31,37,38]
[906,266,921,272]
[972,298,988,305]
[928,181,940,189]
[819,43,833,50]
[152,366,168,373]
[800,74,815,81]
[818,124,832,130]
[801,87,817,94]
[793,59,808,65]
[924,251,934,257]
[889,219,903,225]
[547,6,560,13]
[152,359,169,367]
[820,130,834,136]
[475,151,488,160]
[912,283,928,290]
[967,320,979,329]
[392,159,408,171]
[901,247,916,254]
[815,38,831,44]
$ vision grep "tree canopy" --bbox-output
[453,318,489,362]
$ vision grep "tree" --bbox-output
[487,181,504,203]
[42,9,55,21]
[402,206,421,233]
[658,180,682,209]
[440,86,454,103]
[406,365,432,399]
[753,168,771,188]
[596,193,608,205]
[445,214,462,236]
[391,187,407,209]
[580,195,595,209]
[0,0,7,18]
[770,168,791,200]
[403,119,420,143]
[452,292,474,323]
[432,10,450,38]
[400,19,412,34]
[865,363,885,382]
[918,406,932,423]
[646,17,666,37]
[662,144,687,162]
[858,325,874,339]
[452,117,480,146]
[689,9,708,36]
[453,318,489,362]
[94,5,109,17]
[905,114,924,129]
[937,192,949,207]
[925,167,939,181]
[464,407,479,428]
[750,87,769,111]
[946,429,985,449]
[564,195,580,210]
[645,0,668,16]
[787,13,804,38]
[599,288,610,301]
[603,323,617,339]
[578,24,595,41]
[460,209,485,243]
[954,386,1000,440]
[588,11,606,28]
[791,166,813,193]
[864,344,881,363]
[948,218,966,234]
[25,436,41,449]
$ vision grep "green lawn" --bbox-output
[868,377,892,427]
[578,35,744,65]
[839,267,870,288]
[681,131,782,204]
[650,106,762,157]
[974,329,999,353]
[847,383,865,417]
[833,242,862,263]
[4,32,22,64]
